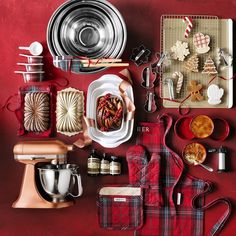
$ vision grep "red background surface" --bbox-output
[0,0,236,235]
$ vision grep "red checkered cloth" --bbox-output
[127,114,231,236]
[97,186,143,230]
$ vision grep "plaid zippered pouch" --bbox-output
[97,186,143,230]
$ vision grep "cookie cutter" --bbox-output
[163,78,175,100]
[151,52,171,74]
[144,91,157,113]
[130,45,151,66]
[141,66,157,89]
[218,48,233,67]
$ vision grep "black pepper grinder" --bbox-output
[87,149,100,176]
[100,153,110,175]
[110,156,121,175]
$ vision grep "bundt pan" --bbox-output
[47,0,127,73]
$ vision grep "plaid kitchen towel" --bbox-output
[127,114,231,236]
[97,186,143,230]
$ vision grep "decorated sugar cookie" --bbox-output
[184,54,199,72]
[207,84,224,105]
[202,56,218,75]
[171,41,190,61]
[193,32,210,54]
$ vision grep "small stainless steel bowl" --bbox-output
[47,0,127,73]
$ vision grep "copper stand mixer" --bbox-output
[12,140,82,208]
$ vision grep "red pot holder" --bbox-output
[97,186,143,230]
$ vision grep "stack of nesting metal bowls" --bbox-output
[47,0,127,73]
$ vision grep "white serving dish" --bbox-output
[88,87,130,143]
[86,74,134,148]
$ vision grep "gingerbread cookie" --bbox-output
[187,80,204,102]
[193,32,210,54]
[171,41,190,61]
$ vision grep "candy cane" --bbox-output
[172,71,184,94]
[183,16,193,38]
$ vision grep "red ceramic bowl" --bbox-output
[211,118,230,141]
[174,116,195,140]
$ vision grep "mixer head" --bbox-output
[13,140,73,164]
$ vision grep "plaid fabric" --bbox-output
[136,122,164,153]
[127,115,231,236]
[193,32,210,48]
[97,187,143,230]
[127,145,163,207]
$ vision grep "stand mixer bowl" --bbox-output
[38,164,82,203]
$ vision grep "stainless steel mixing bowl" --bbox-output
[47,0,127,73]
[38,164,83,203]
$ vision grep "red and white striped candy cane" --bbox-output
[183,16,193,38]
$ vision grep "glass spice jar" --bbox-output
[110,156,121,175]
[100,153,110,175]
[87,149,100,176]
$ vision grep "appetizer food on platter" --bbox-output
[96,93,123,132]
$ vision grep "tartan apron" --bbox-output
[126,114,231,236]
